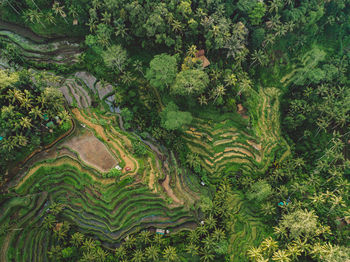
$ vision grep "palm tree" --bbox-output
[115,245,127,260]
[287,243,302,260]
[188,229,199,244]
[261,202,276,216]
[15,134,28,147]
[185,242,199,256]
[1,105,14,118]
[54,226,67,242]
[145,245,160,261]
[202,236,215,250]
[82,238,96,253]
[266,14,281,30]
[29,106,42,120]
[198,95,208,106]
[261,237,278,255]
[45,11,56,25]
[251,50,268,66]
[205,215,217,230]
[172,20,183,34]
[70,232,85,247]
[87,18,97,32]
[121,71,136,86]
[153,233,166,247]
[274,24,288,37]
[269,0,283,14]
[263,34,276,47]
[138,230,151,245]
[7,89,24,104]
[48,245,62,260]
[132,249,144,262]
[50,202,64,215]
[196,224,208,237]
[20,93,33,110]
[58,110,70,125]
[96,247,109,262]
[114,22,129,39]
[236,78,252,96]
[163,246,178,262]
[43,214,56,229]
[80,251,97,262]
[124,235,137,250]
[212,228,225,242]
[211,85,226,102]
[187,45,198,58]
[20,117,33,130]
[272,250,291,262]
[24,9,45,27]
[200,247,214,262]
[273,226,287,240]
[101,11,111,24]
[133,60,144,77]
[2,137,17,152]
[247,247,262,261]
[52,1,67,22]
[224,73,237,87]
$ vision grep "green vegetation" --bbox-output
[0,0,349,261]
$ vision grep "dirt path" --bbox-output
[148,158,157,193]
[162,175,182,205]
[72,109,138,174]
[16,157,114,190]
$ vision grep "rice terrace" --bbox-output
[0,1,349,262]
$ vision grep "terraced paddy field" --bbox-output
[226,191,269,262]
[0,20,82,65]
[0,105,201,261]
[183,87,290,178]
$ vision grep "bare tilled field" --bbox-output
[62,130,117,172]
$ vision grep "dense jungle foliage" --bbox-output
[0,0,349,261]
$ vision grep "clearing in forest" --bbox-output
[61,130,117,172]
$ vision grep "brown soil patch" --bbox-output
[237,103,249,119]
[183,136,211,151]
[72,109,138,174]
[62,131,117,172]
[213,152,224,158]
[219,132,239,138]
[162,175,182,205]
[215,152,246,163]
[224,145,254,158]
[247,140,262,151]
[213,139,233,147]
[205,158,214,166]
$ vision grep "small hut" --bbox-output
[156,229,165,235]
[195,50,210,68]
